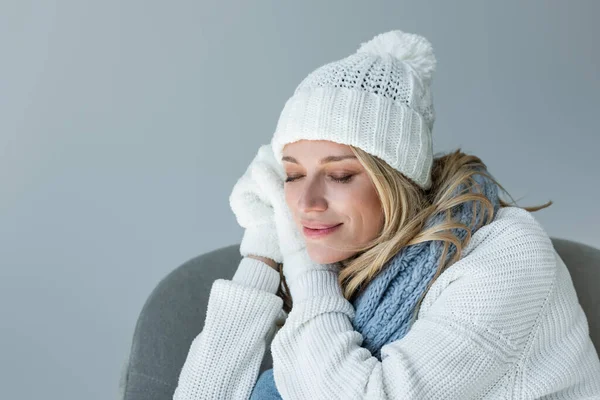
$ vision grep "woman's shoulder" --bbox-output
[419,206,558,317]
[460,205,556,266]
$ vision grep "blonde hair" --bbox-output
[275,147,552,320]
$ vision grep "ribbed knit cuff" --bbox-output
[282,249,343,304]
[231,257,281,294]
[287,270,343,303]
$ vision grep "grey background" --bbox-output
[1,1,598,399]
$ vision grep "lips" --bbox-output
[302,223,343,239]
[301,221,341,230]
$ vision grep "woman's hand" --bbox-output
[229,144,284,263]
[250,148,341,288]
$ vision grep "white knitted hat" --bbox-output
[271,29,437,190]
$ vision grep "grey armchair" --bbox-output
[118,237,600,399]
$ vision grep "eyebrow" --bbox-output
[282,155,358,165]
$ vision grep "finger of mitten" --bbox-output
[231,144,284,224]
[255,143,286,181]
[252,158,301,256]
[251,159,285,206]
[239,222,283,263]
[229,144,279,226]
[229,173,274,228]
[274,200,305,258]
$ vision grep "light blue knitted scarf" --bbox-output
[250,167,501,399]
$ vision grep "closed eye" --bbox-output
[285,175,354,184]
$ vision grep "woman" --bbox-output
[173,30,600,399]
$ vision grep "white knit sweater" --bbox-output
[173,207,600,399]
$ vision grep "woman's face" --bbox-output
[282,140,384,264]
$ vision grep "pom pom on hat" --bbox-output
[356,29,437,83]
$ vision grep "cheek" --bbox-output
[284,186,296,208]
[343,185,382,235]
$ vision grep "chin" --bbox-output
[306,245,348,265]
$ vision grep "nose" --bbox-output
[296,176,328,213]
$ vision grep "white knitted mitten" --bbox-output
[251,146,341,287]
[229,144,283,263]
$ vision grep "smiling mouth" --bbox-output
[302,223,343,238]
[301,221,342,230]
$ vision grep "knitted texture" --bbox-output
[173,207,600,399]
[350,167,501,360]
[249,165,501,398]
[271,29,437,190]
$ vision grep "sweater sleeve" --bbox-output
[270,208,558,399]
[173,257,284,400]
